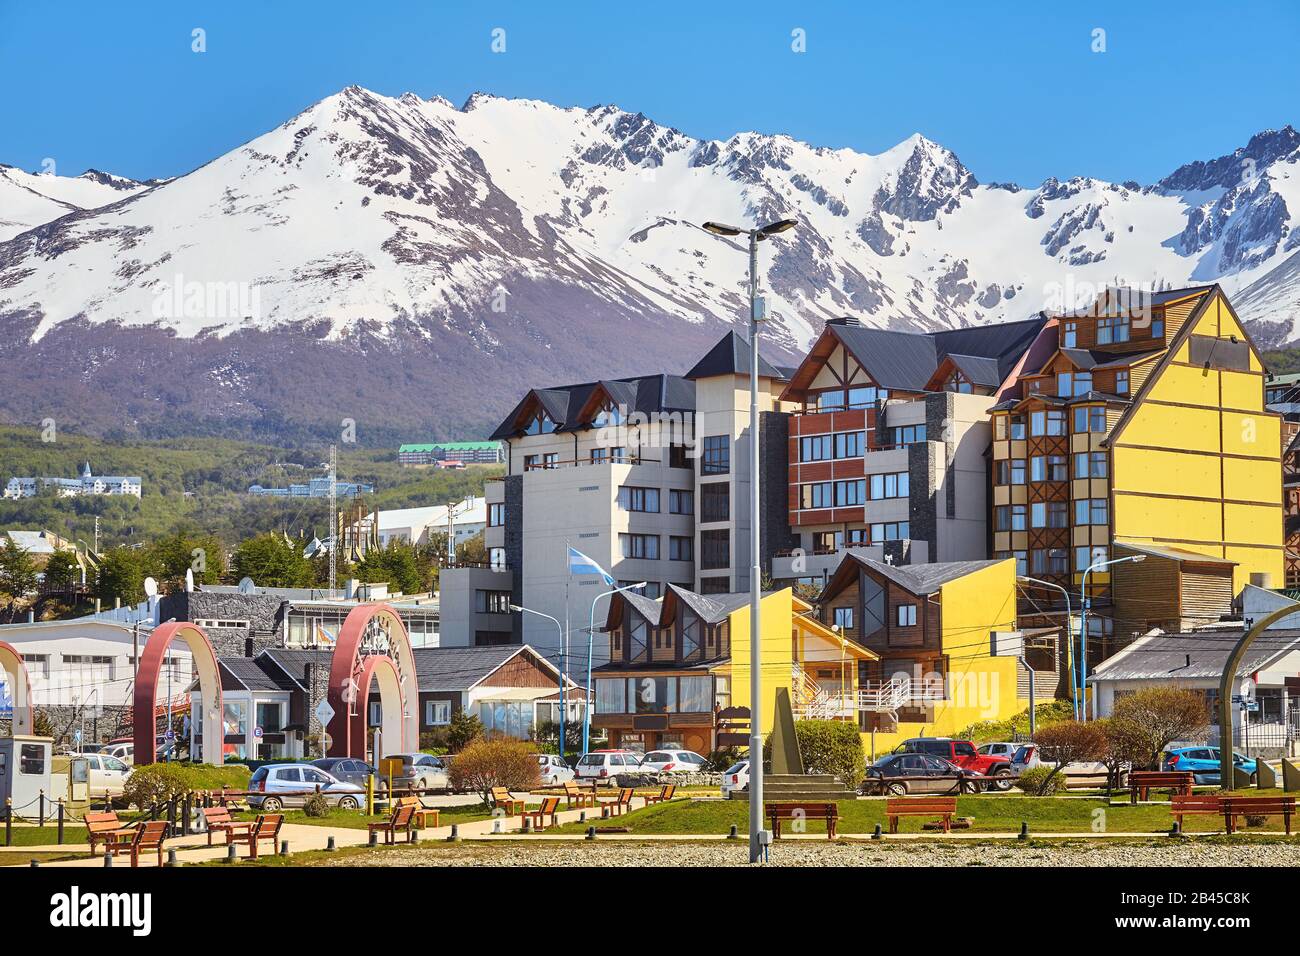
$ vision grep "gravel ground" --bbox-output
[321,838,1300,868]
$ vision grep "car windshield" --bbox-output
[250,767,268,783]
[1012,746,1032,762]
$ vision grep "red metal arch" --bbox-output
[134,622,223,765]
[0,641,33,736]
[345,655,408,757]
[325,603,418,758]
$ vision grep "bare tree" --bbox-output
[1031,720,1108,794]
[1107,686,1209,771]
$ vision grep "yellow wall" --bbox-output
[1111,290,1283,590]
[727,589,795,735]
[860,560,1025,756]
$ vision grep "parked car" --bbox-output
[720,760,750,797]
[312,757,382,790]
[102,740,135,765]
[69,752,133,796]
[894,737,1015,790]
[977,742,1021,760]
[1011,743,1123,789]
[536,753,574,785]
[865,753,984,795]
[1163,747,1257,785]
[378,753,450,792]
[638,749,708,774]
[247,764,364,810]
[574,749,643,783]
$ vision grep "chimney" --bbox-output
[244,637,254,658]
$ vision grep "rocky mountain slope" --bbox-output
[1,87,1297,444]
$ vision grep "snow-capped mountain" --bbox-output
[0,86,1297,444]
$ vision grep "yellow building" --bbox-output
[593,585,873,753]
[814,555,1032,756]
[991,285,1283,657]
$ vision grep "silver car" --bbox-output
[247,763,364,811]
[378,753,450,792]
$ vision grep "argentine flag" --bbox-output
[568,547,614,586]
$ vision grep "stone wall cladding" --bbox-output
[504,474,525,643]
[759,411,797,574]
[614,771,723,788]
[907,440,939,558]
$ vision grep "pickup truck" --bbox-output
[893,737,1015,790]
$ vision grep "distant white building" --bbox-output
[4,462,141,499]
[247,475,374,498]
[374,498,487,551]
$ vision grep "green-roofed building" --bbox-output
[398,441,504,466]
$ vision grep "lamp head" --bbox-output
[757,218,798,239]
[702,221,744,237]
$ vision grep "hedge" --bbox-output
[792,720,865,787]
[122,762,251,809]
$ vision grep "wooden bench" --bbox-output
[1220,796,1295,835]
[640,784,677,808]
[491,787,527,817]
[765,801,839,840]
[369,804,417,845]
[562,780,598,810]
[885,796,957,834]
[1170,794,1222,831]
[202,806,252,846]
[229,814,283,860]
[523,796,562,832]
[85,811,135,857]
[600,787,635,818]
[1129,770,1195,802]
[393,796,440,829]
[125,821,168,868]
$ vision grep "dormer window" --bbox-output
[1115,369,1129,395]
[1097,314,1130,345]
[523,408,557,435]
[1063,320,1078,348]
[944,370,974,393]
[1057,371,1092,397]
[591,400,623,429]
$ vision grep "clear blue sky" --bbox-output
[1,1,1296,185]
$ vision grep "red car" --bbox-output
[892,737,1015,790]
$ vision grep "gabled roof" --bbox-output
[490,373,695,440]
[1050,347,1165,373]
[603,584,777,631]
[782,315,1047,398]
[684,330,787,381]
[413,644,546,691]
[944,353,1003,387]
[1091,629,1300,682]
[822,554,1007,603]
[219,657,301,693]
[1113,540,1237,566]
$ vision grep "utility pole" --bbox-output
[328,444,338,599]
[93,516,100,555]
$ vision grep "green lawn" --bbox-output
[0,825,89,847]
[550,793,1299,836]
[229,801,539,830]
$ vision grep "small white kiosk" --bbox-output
[0,735,54,814]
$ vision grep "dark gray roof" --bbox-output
[257,648,327,690]
[824,315,1047,393]
[490,373,695,440]
[1053,347,1164,372]
[945,353,1003,388]
[218,656,301,693]
[684,330,787,381]
[413,645,542,691]
[1091,630,1300,681]
[848,555,1006,595]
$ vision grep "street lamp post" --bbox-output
[510,605,565,748]
[581,581,649,757]
[1078,554,1145,720]
[701,216,797,864]
[1018,575,1076,721]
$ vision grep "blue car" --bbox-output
[1163,746,1257,785]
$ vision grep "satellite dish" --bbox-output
[238,576,256,594]
[143,576,158,598]
[185,568,195,592]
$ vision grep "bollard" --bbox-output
[368,831,378,847]
[579,811,587,823]
[166,849,178,867]
[104,851,113,868]
[522,817,532,833]
[1169,820,1182,838]
[182,794,192,836]
[585,825,596,841]
[38,790,45,829]
[411,830,419,843]
[279,840,289,856]
[226,844,237,863]
[326,836,337,852]
[30,859,39,867]
[4,799,10,847]
[727,824,739,840]
[57,800,65,845]
[1018,822,1029,841]
[492,818,504,834]
[872,823,882,840]
[447,824,460,843]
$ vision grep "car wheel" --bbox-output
[261,797,282,812]
[337,796,359,810]
[886,782,908,796]
[960,779,979,794]
[992,771,1014,792]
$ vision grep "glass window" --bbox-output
[847,386,881,409]
[869,521,909,543]
[889,424,927,446]
[669,536,693,561]
[1074,451,1108,479]
[669,489,693,515]
[700,482,729,522]
[630,676,675,714]
[19,744,44,775]
[701,436,729,475]
[1048,501,1068,528]
[868,472,909,499]
[618,486,660,513]
[475,590,511,613]
[700,529,729,571]
[1009,416,1027,440]
[834,607,854,630]
[800,482,834,509]
[800,434,833,461]
[1074,498,1109,526]
[835,431,865,459]
[425,700,451,725]
[223,701,248,737]
[896,604,917,627]
[255,702,283,733]
[679,676,711,712]
[488,503,505,526]
[1097,314,1130,344]
[1063,320,1078,348]
[835,479,866,506]
[1030,502,1047,528]
[1115,369,1129,395]
[595,678,627,714]
[1073,405,1107,433]
[619,534,659,560]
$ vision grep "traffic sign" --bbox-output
[314,699,335,725]
[253,726,264,740]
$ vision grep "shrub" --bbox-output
[122,762,250,809]
[302,792,331,817]
[706,746,746,772]
[1016,765,1068,795]
[447,738,541,806]
[1030,719,1108,793]
[791,720,864,787]
[958,699,1075,742]
[447,710,484,752]
[1107,687,1209,771]
[419,728,450,752]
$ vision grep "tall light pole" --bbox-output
[510,605,565,748]
[701,216,797,864]
[581,581,649,757]
[1078,553,1144,719]
[1018,575,1076,721]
